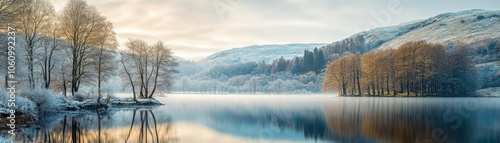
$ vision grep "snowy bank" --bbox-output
[476,87,500,97]
[0,136,14,143]
[62,97,163,110]
[1,88,164,131]
[109,98,163,107]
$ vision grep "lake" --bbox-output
[2,94,500,143]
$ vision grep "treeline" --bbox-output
[207,47,327,79]
[0,0,177,101]
[175,72,323,94]
[174,48,327,94]
[323,41,477,96]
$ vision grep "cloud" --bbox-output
[50,0,500,61]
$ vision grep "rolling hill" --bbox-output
[321,9,500,64]
[199,43,326,66]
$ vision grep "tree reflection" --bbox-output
[12,109,177,143]
[125,109,176,143]
[323,98,470,143]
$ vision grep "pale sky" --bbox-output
[49,0,500,61]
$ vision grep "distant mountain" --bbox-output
[321,9,500,64]
[199,43,326,66]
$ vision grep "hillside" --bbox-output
[199,43,326,66]
[320,9,500,90]
[173,9,500,93]
[321,9,500,63]
[377,9,500,51]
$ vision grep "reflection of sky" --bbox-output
[153,95,333,142]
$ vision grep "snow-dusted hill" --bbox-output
[321,9,500,61]
[378,9,500,50]
[318,9,500,89]
[197,10,499,68]
[199,43,326,66]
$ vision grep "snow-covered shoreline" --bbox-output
[0,93,163,131]
[476,87,500,97]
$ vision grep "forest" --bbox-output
[323,41,477,96]
[173,48,327,94]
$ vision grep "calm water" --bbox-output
[2,94,500,143]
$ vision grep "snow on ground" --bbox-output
[476,87,500,97]
[377,9,500,50]
[0,136,14,143]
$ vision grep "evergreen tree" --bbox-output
[271,56,288,73]
[289,57,302,75]
[302,50,314,73]
[313,48,326,74]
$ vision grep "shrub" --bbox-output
[18,88,63,112]
[73,92,87,102]
[0,91,37,115]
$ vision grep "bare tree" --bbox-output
[180,76,190,93]
[0,0,24,27]
[121,51,137,100]
[17,0,55,89]
[39,13,62,89]
[246,76,260,94]
[121,39,178,99]
[59,0,112,95]
[94,21,117,103]
[323,54,351,95]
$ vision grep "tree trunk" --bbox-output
[97,49,103,103]
[356,70,361,96]
[4,75,7,90]
[63,70,67,97]
[122,55,137,101]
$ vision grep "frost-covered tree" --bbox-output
[228,75,248,93]
[94,21,117,103]
[59,0,113,95]
[245,76,260,94]
[121,39,178,99]
[17,0,55,89]
[269,79,285,94]
[39,16,62,89]
[180,76,191,93]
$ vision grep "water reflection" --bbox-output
[9,109,177,143]
[323,98,500,143]
[2,96,500,143]
[163,96,500,143]
[125,109,177,143]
